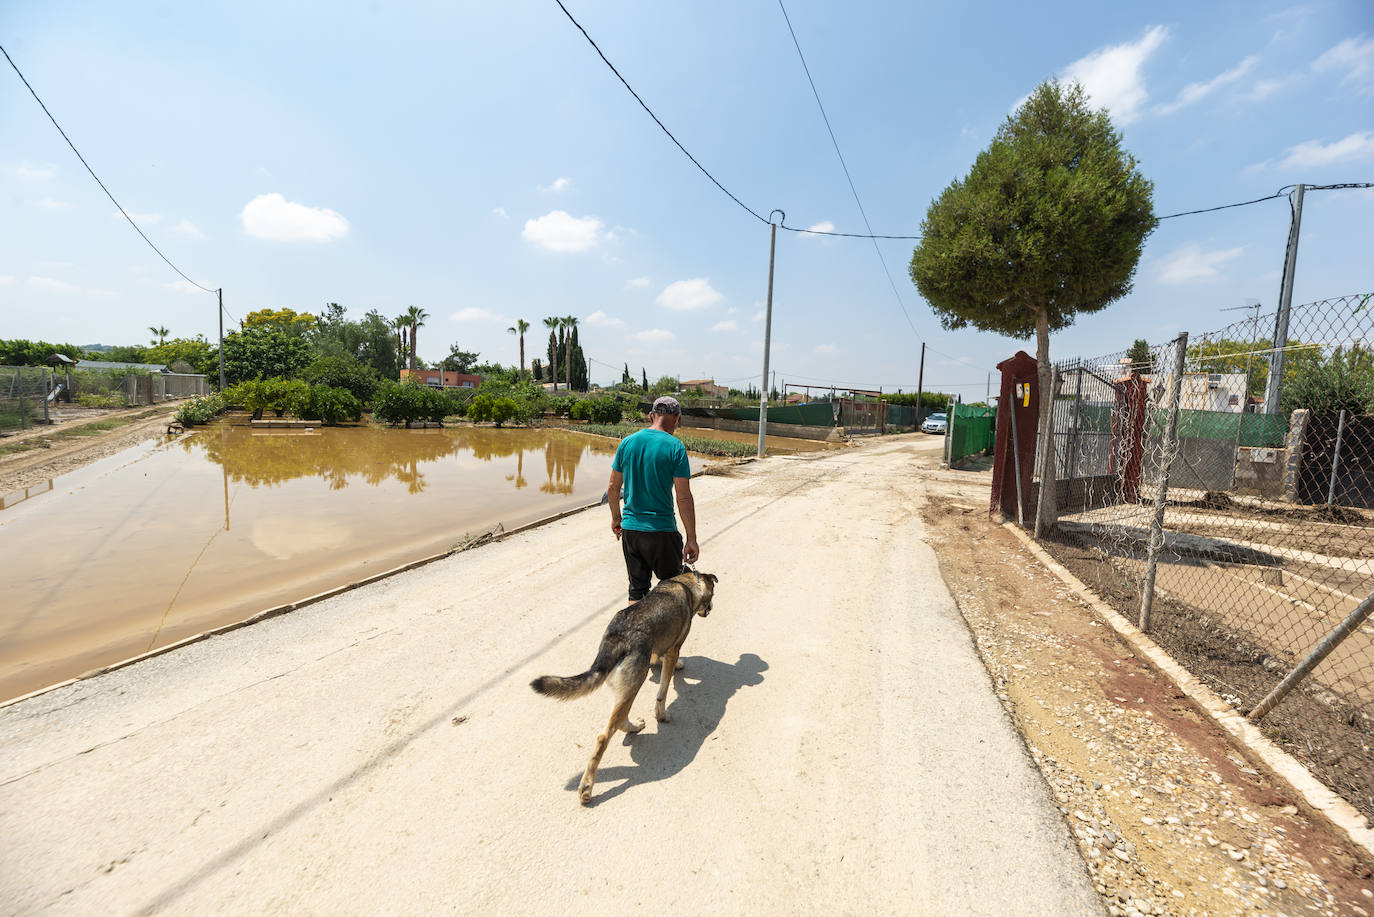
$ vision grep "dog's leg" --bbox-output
[650,653,685,672]
[654,648,679,722]
[578,660,648,805]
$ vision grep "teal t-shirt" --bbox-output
[612,429,691,533]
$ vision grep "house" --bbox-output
[680,378,728,399]
[76,360,171,373]
[401,369,482,388]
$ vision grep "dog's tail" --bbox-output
[530,641,623,700]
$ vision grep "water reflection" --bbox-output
[0,424,642,704]
[180,425,598,496]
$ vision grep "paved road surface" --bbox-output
[0,437,1100,915]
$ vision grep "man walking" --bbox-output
[607,396,699,602]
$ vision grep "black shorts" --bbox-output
[621,529,684,601]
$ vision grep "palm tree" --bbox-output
[507,319,530,382]
[562,315,578,391]
[393,315,409,376]
[404,305,429,373]
[542,316,561,390]
[149,325,169,346]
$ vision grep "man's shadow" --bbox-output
[564,653,768,805]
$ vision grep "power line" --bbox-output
[1,42,217,295]
[781,223,921,240]
[551,0,769,226]
[775,0,930,347]
[1156,182,1372,220]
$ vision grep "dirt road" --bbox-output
[0,436,1100,915]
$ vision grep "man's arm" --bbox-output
[607,470,624,540]
[673,477,698,563]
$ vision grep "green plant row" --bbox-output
[571,422,757,458]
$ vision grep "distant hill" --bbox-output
[80,344,114,353]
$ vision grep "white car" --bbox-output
[921,412,947,434]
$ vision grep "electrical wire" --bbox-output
[775,0,930,345]
[1,42,217,295]
[552,0,769,226]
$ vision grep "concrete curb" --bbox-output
[1001,521,1374,861]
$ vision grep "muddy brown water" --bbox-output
[0,424,719,703]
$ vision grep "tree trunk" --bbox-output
[409,322,417,373]
[1034,308,1059,533]
[519,336,525,382]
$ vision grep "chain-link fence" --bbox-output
[1027,293,1374,820]
[0,366,52,432]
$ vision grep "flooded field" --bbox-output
[0,424,708,703]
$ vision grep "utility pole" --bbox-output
[217,288,226,390]
[757,215,779,457]
[1263,183,1304,414]
[915,342,926,421]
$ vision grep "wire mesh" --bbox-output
[1029,293,1374,820]
[0,366,51,432]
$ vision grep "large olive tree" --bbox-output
[910,80,1155,528]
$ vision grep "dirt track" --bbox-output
[0,436,1101,915]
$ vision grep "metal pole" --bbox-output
[757,219,777,457]
[1034,370,1062,539]
[17,365,24,430]
[42,368,50,424]
[1326,409,1348,507]
[915,342,925,424]
[1249,590,1374,721]
[218,288,226,390]
[1140,332,1189,632]
[1263,184,1303,414]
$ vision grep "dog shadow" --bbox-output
[564,652,768,805]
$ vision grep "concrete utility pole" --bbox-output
[915,342,925,421]
[1263,184,1304,414]
[757,216,779,457]
[217,288,226,390]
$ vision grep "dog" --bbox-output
[531,570,719,805]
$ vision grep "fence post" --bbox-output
[17,366,25,430]
[1140,332,1188,632]
[1249,590,1374,721]
[43,368,50,424]
[1034,370,1062,539]
[1325,409,1347,507]
[1065,367,1084,492]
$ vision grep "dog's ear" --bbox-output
[704,573,718,586]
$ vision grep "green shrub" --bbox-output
[550,395,578,417]
[373,380,447,427]
[174,393,226,427]
[569,399,592,421]
[300,385,363,425]
[1282,348,1374,416]
[303,355,382,406]
[490,397,517,427]
[445,386,477,417]
[588,398,623,424]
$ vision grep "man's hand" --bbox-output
[683,538,699,564]
[612,521,623,541]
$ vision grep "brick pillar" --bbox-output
[989,351,1039,521]
[1110,373,1148,504]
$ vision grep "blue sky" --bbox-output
[2,0,1371,397]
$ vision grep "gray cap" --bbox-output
[651,396,682,415]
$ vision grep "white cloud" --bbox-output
[539,176,572,193]
[624,276,651,291]
[1279,131,1374,168]
[634,328,674,343]
[805,221,835,235]
[29,276,77,292]
[0,275,14,285]
[36,199,69,209]
[1157,56,1258,114]
[1157,244,1244,284]
[171,218,204,239]
[752,309,766,323]
[241,193,349,242]
[813,344,838,355]
[522,210,604,252]
[1244,77,1290,101]
[1314,34,1374,95]
[656,278,723,311]
[451,307,501,323]
[1026,25,1169,125]
[164,280,204,295]
[710,320,738,333]
[16,162,55,181]
[586,309,625,328]
[492,207,509,219]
